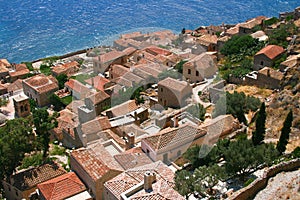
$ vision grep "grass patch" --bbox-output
[60,95,73,105]
[19,153,55,169]
[40,64,52,76]
[71,74,93,84]
[50,144,66,156]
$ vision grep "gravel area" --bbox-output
[254,169,300,200]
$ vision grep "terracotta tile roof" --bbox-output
[143,124,206,151]
[11,162,66,191]
[255,45,285,60]
[7,79,23,92]
[145,46,172,56]
[37,172,86,200]
[23,74,58,94]
[240,16,266,29]
[131,67,154,80]
[226,24,240,36]
[110,64,130,78]
[184,52,217,70]
[258,67,284,80]
[81,116,111,136]
[116,72,145,87]
[85,76,110,91]
[0,59,10,67]
[197,34,218,45]
[105,99,138,117]
[158,77,189,93]
[9,64,30,77]
[71,142,123,181]
[122,47,137,55]
[104,161,184,200]
[65,79,90,95]
[114,147,153,170]
[98,50,125,64]
[136,64,162,79]
[86,90,110,105]
[51,61,79,76]
[54,109,79,139]
[71,149,111,181]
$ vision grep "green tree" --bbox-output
[0,98,8,107]
[277,110,293,154]
[175,60,187,73]
[56,74,68,89]
[194,164,227,196]
[48,94,65,111]
[0,118,34,181]
[186,103,206,121]
[32,108,58,159]
[252,102,266,145]
[175,170,195,199]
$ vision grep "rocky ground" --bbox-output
[254,169,300,200]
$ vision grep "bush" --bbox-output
[19,153,44,169]
[244,177,255,187]
[50,145,66,156]
[291,147,300,158]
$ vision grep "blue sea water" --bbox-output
[0,0,299,63]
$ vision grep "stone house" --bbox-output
[0,59,10,82]
[84,90,111,116]
[244,67,284,89]
[51,61,80,77]
[2,162,66,200]
[93,50,126,74]
[158,77,192,108]
[13,94,30,118]
[70,142,123,200]
[85,76,111,92]
[183,53,217,83]
[9,63,30,82]
[253,45,285,70]
[22,74,59,107]
[65,79,92,100]
[196,34,218,51]
[141,124,206,164]
[238,16,266,35]
[104,161,185,200]
[109,64,129,80]
[279,54,300,72]
[37,172,92,200]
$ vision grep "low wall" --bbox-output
[228,158,300,200]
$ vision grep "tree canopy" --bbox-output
[277,110,293,154]
[252,102,267,145]
[0,118,35,181]
[32,108,58,158]
[186,103,206,121]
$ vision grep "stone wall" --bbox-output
[229,158,300,200]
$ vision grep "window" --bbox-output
[188,69,191,75]
[160,87,163,92]
[196,71,199,76]
[260,61,264,65]
[146,149,150,154]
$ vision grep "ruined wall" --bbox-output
[229,158,300,200]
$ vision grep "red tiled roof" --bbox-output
[10,162,66,191]
[110,64,130,78]
[7,79,23,92]
[114,147,153,170]
[122,47,137,55]
[255,45,285,60]
[240,16,267,29]
[98,50,125,64]
[143,124,206,151]
[145,46,172,56]
[54,109,78,139]
[81,116,111,136]
[184,52,216,70]
[65,79,90,94]
[258,67,284,80]
[86,90,110,105]
[197,34,218,45]
[51,61,79,76]
[104,161,184,199]
[105,99,138,117]
[85,76,110,91]
[71,142,123,181]
[23,74,58,94]
[37,172,86,200]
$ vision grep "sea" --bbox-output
[0,0,299,63]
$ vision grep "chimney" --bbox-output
[126,132,135,149]
[267,69,270,77]
[172,116,179,127]
[144,171,156,191]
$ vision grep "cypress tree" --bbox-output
[277,110,293,154]
[252,102,266,145]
